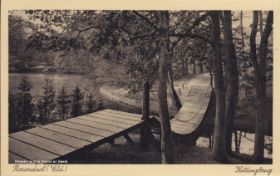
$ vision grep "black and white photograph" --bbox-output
[0,1,278,175]
[6,10,273,165]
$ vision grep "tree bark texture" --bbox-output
[240,11,245,51]
[210,11,227,162]
[222,11,239,154]
[250,11,273,163]
[158,11,174,164]
[259,11,264,35]
[168,62,182,110]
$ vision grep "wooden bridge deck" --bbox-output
[9,109,142,163]
[171,73,213,137]
[171,85,212,135]
[9,74,213,163]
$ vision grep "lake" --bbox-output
[9,73,97,97]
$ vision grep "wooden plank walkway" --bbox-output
[171,73,213,136]
[9,73,214,163]
[9,109,142,163]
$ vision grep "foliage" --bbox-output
[86,93,96,113]
[18,76,33,92]
[41,79,56,123]
[9,77,34,132]
[71,86,84,117]
[57,86,71,119]
[9,94,19,133]
[9,15,26,58]
[22,10,211,94]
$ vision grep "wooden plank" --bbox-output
[80,115,132,129]
[173,114,196,121]
[182,103,203,109]
[171,125,192,134]
[9,138,59,161]
[183,98,204,103]
[188,93,208,97]
[9,152,28,163]
[185,96,206,102]
[171,124,186,131]
[40,124,103,143]
[171,127,186,134]
[172,117,198,124]
[171,84,212,135]
[174,114,195,120]
[87,113,139,125]
[180,107,204,114]
[188,87,209,94]
[95,110,142,122]
[10,131,76,156]
[54,121,114,137]
[96,109,139,118]
[181,106,203,112]
[172,117,202,125]
[103,109,142,118]
[26,127,90,148]
[171,121,197,128]
[67,118,122,133]
[172,126,193,134]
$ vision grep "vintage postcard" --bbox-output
[1,0,279,176]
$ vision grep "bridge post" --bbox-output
[140,81,150,150]
[210,72,213,87]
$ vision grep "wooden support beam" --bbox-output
[123,133,134,144]
[109,139,115,145]
[209,134,212,149]
[148,130,161,151]
[234,131,239,152]
[140,81,150,150]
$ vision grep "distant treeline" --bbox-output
[9,77,104,133]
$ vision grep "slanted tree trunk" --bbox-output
[168,42,182,110]
[250,11,273,163]
[168,62,182,110]
[158,11,174,164]
[222,11,239,155]
[210,11,227,162]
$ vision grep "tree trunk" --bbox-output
[199,56,204,73]
[193,60,196,73]
[240,11,245,50]
[185,57,189,75]
[259,11,264,35]
[140,81,150,150]
[158,11,174,164]
[251,11,273,163]
[210,11,227,162]
[168,62,182,110]
[222,11,239,155]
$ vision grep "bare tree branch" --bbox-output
[132,11,158,31]
[169,33,212,46]
[171,12,210,48]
